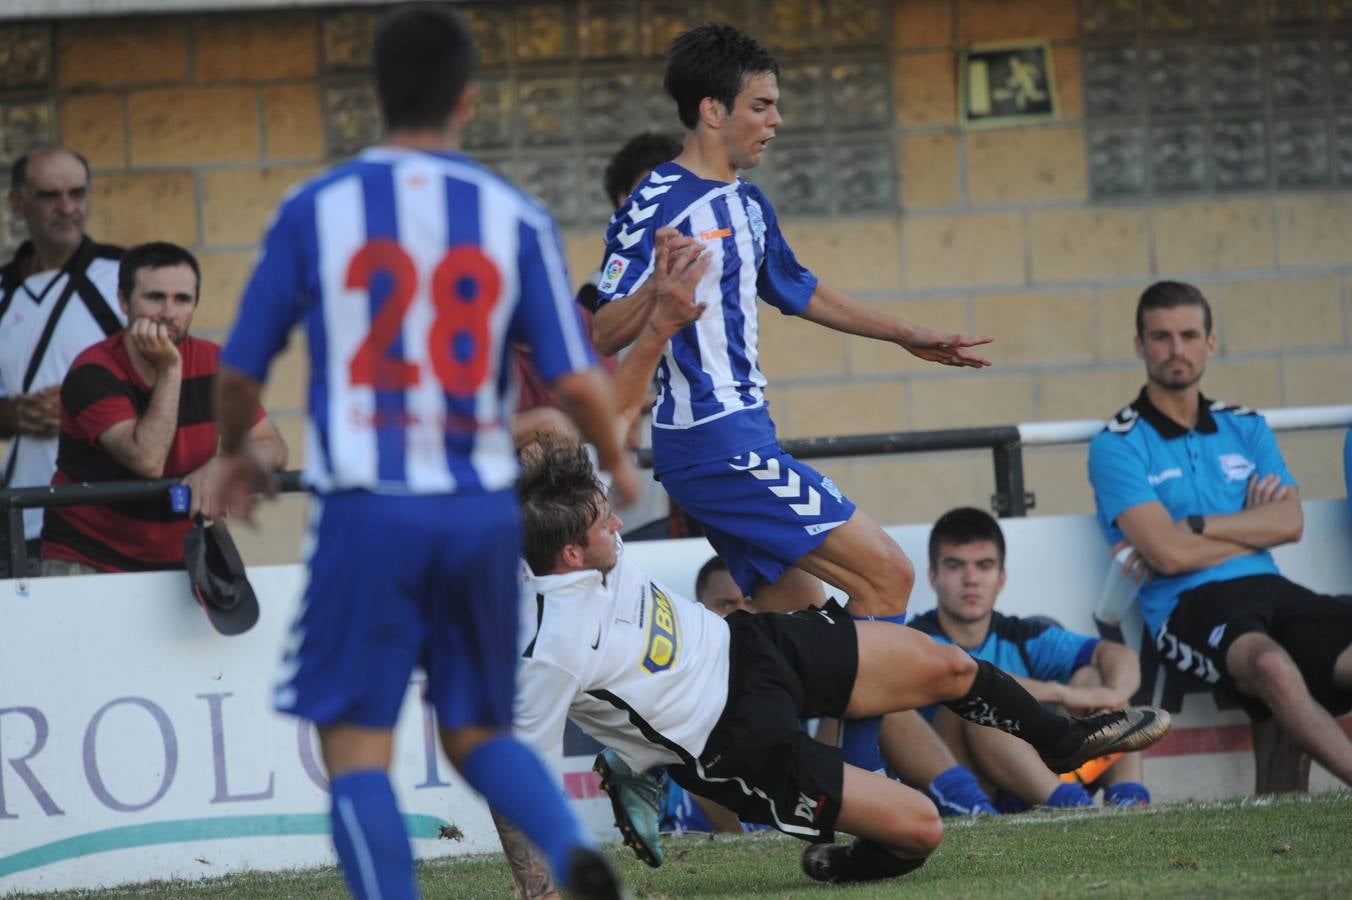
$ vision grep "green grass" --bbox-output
[32,792,1352,899]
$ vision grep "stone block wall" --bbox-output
[1,0,1349,566]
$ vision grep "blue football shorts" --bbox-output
[659,443,856,596]
[274,489,521,731]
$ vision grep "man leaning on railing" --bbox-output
[38,242,286,576]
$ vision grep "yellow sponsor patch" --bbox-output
[641,584,679,674]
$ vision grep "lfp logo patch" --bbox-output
[641,584,679,674]
[597,253,628,293]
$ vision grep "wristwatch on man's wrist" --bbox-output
[1187,514,1206,535]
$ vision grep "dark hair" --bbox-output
[664,23,779,130]
[1136,280,1212,338]
[118,242,201,300]
[518,434,605,574]
[10,146,91,193]
[694,555,729,602]
[374,5,476,132]
[603,132,682,207]
[928,507,1006,570]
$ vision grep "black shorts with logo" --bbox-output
[1157,574,1352,719]
[666,598,858,842]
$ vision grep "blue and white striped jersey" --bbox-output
[222,146,594,494]
[594,162,817,474]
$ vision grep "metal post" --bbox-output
[991,441,1033,518]
[6,505,25,578]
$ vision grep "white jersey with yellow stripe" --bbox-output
[514,541,731,773]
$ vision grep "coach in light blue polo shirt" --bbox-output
[1088,281,1352,789]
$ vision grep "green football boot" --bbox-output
[593,749,664,868]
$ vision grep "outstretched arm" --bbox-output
[800,282,993,369]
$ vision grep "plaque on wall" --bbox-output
[960,40,1060,129]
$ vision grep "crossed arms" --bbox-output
[1113,473,1302,580]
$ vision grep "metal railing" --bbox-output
[5,404,1351,577]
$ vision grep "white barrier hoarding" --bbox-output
[0,565,612,895]
[2,500,1350,894]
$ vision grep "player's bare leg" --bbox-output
[1226,632,1352,785]
[881,709,998,817]
[751,566,826,614]
[939,711,1063,806]
[790,509,913,618]
[846,621,1172,773]
[802,766,939,884]
[846,625,977,716]
[315,724,412,899]
[1334,642,1352,689]
[319,723,395,775]
[879,710,956,787]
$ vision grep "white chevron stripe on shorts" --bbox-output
[729,453,821,518]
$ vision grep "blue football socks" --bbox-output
[462,736,591,887]
[928,764,998,817]
[1103,781,1151,806]
[329,769,416,900]
[1046,782,1095,808]
[840,717,886,771]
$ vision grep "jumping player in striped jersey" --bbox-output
[209,7,631,899]
[591,23,991,780]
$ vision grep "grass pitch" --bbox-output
[38,792,1352,899]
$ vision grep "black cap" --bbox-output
[184,521,259,636]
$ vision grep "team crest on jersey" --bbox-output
[640,584,679,674]
[598,253,628,293]
[1218,453,1255,482]
[746,198,766,246]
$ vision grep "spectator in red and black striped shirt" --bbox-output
[41,242,287,575]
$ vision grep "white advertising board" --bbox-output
[2,500,1349,894]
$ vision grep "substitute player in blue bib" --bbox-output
[910,508,1152,811]
[1089,280,1352,789]
[590,22,993,776]
[209,8,633,899]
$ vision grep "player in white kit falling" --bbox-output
[496,232,1173,888]
[210,7,633,899]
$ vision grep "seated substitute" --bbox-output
[1088,280,1352,788]
[40,242,286,575]
[910,507,1151,810]
[694,553,754,617]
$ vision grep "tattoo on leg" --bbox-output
[491,811,561,899]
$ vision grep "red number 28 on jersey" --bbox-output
[345,239,502,397]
